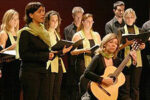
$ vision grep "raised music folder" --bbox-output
[121,31,150,44]
[89,45,100,53]
[51,38,84,51]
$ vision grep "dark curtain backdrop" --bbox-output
[0,1,149,100]
[0,0,149,38]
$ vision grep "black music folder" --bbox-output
[0,50,16,63]
[51,38,84,51]
[89,45,100,53]
[121,31,150,44]
[2,50,16,55]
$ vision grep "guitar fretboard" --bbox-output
[113,54,131,77]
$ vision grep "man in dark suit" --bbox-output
[63,6,84,100]
[64,6,84,41]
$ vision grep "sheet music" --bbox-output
[3,50,16,55]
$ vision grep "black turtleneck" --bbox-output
[127,24,135,34]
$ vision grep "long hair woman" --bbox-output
[44,10,72,100]
[0,9,21,100]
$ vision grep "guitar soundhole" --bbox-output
[108,74,118,84]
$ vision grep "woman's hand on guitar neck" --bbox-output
[101,77,114,86]
[130,50,137,65]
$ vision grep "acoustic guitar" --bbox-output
[90,41,140,100]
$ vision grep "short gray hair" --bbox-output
[72,6,84,14]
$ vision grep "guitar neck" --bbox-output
[113,54,131,77]
[116,37,142,77]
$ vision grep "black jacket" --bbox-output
[84,54,121,83]
[19,30,49,72]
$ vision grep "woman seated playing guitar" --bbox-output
[83,33,122,100]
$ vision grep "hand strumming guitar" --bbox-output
[101,77,114,86]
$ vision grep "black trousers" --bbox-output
[49,65,63,100]
[21,70,50,100]
[140,54,150,100]
[79,75,90,98]
[61,65,79,100]
[118,66,142,100]
[1,60,21,100]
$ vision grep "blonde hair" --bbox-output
[123,8,137,22]
[1,9,19,33]
[99,33,120,58]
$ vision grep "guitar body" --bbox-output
[90,66,125,100]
